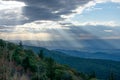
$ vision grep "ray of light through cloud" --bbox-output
[0,0,120,49]
[0,0,27,41]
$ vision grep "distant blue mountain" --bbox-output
[55,49,120,61]
[23,45,120,61]
[10,39,120,50]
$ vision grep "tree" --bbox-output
[89,71,96,79]
[62,72,72,80]
[19,41,23,48]
[0,40,11,80]
[46,57,55,80]
[38,50,44,59]
[109,72,115,80]
[7,43,15,51]
[0,39,6,48]
[12,48,24,65]
[22,57,30,72]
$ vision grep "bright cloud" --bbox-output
[14,20,69,33]
[62,0,120,19]
[0,20,69,40]
[61,1,96,18]
[69,21,118,27]
[0,32,52,41]
[0,1,26,10]
[111,0,120,3]
[95,0,120,3]
[0,0,28,26]
[104,30,113,32]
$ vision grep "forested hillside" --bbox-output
[24,45,120,80]
[0,39,98,80]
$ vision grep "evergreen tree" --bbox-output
[7,43,15,51]
[89,71,96,79]
[109,72,115,80]
[19,41,23,48]
[46,57,55,80]
[38,50,44,59]
[0,39,6,48]
[22,57,30,72]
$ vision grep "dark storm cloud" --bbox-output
[22,6,60,22]
[0,0,92,26]
[19,0,92,22]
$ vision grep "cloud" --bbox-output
[111,0,120,3]
[0,1,28,26]
[0,1,25,10]
[0,0,120,41]
[60,0,120,18]
[0,9,28,25]
[0,20,70,40]
[69,21,118,27]
[60,0,96,18]
[85,7,103,12]
[1,21,120,42]
[1,0,119,26]
[95,0,120,3]
[104,30,113,32]
[0,0,94,26]
[14,20,69,33]
[0,32,53,41]
[15,0,93,23]
[100,36,120,39]
[66,0,120,19]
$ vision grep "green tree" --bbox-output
[46,57,55,80]
[12,48,24,64]
[0,39,6,48]
[62,72,72,80]
[22,57,30,72]
[38,50,44,59]
[109,72,115,80]
[19,41,23,48]
[7,43,15,51]
[89,71,96,79]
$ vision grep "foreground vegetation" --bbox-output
[0,39,100,80]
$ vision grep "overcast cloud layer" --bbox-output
[0,0,92,26]
[0,0,120,49]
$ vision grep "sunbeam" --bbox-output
[0,0,120,49]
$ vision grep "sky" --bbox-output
[0,0,120,49]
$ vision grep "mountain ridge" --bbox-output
[24,45,120,80]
